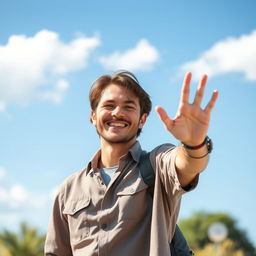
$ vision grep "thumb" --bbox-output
[155,106,173,130]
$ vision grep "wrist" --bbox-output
[181,136,213,159]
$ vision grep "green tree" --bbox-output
[0,222,45,256]
[179,211,256,256]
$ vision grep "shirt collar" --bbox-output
[128,141,142,163]
[86,141,143,175]
[86,149,101,175]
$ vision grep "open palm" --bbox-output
[156,72,218,146]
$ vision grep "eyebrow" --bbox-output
[123,100,137,105]
[102,99,137,105]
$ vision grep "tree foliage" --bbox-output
[0,222,45,256]
[179,211,256,256]
[195,239,245,256]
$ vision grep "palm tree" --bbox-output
[0,222,45,256]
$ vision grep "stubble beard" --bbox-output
[96,127,138,145]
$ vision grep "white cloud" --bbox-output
[40,79,70,104]
[10,184,28,202]
[0,183,38,207]
[0,171,58,232]
[0,30,100,111]
[99,39,159,71]
[0,184,29,208]
[180,30,256,81]
[0,183,53,221]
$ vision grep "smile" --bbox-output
[107,121,128,128]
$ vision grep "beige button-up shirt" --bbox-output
[45,141,198,256]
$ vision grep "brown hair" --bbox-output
[89,70,152,115]
[89,70,152,136]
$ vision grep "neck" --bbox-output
[99,139,136,168]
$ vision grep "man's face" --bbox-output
[91,84,147,145]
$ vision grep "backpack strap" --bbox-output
[170,226,195,256]
[138,150,194,256]
[138,151,155,196]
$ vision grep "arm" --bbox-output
[44,191,72,256]
[156,72,218,187]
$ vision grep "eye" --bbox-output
[125,105,136,110]
[103,104,115,109]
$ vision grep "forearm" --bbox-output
[175,143,209,187]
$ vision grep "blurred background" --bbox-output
[0,0,255,255]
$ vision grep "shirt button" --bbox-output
[101,223,107,230]
[130,188,135,193]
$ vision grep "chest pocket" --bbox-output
[116,179,149,221]
[63,197,91,244]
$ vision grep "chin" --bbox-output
[102,134,136,144]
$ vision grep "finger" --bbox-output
[180,72,192,104]
[193,74,207,106]
[205,90,219,114]
[155,106,173,129]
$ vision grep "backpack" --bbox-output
[138,151,194,256]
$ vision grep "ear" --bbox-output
[90,110,96,125]
[139,113,148,128]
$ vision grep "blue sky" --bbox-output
[1,0,256,247]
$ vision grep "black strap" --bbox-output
[138,151,155,196]
[138,151,194,256]
[170,226,194,256]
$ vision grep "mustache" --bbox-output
[104,117,131,124]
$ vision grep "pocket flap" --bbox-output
[117,181,148,196]
[63,197,90,215]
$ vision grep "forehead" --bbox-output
[99,84,139,104]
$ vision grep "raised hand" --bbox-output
[155,72,218,146]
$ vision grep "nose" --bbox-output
[112,106,124,118]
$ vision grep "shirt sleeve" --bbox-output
[44,187,73,256]
[150,144,199,196]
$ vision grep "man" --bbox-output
[44,71,218,256]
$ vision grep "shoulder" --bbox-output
[148,143,178,170]
[150,143,176,157]
[57,167,88,201]
[63,167,87,186]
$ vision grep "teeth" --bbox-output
[109,122,126,127]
